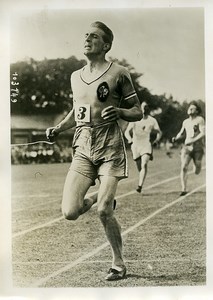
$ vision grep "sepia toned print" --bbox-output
[9,7,206,291]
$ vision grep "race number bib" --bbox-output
[74,104,90,122]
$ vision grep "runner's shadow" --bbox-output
[126,273,145,279]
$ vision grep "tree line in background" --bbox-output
[10,56,205,141]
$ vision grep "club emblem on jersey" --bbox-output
[97,82,109,102]
[193,124,199,133]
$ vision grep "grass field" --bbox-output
[11,148,206,288]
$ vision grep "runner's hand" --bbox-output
[101,106,120,121]
[46,127,59,142]
[152,140,158,147]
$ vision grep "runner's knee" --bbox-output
[61,204,80,220]
[195,163,201,174]
[141,161,148,169]
[97,205,113,223]
[181,165,188,173]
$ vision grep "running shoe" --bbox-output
[105,266,126,281]
[180,191,188,196]
[113,199,117,210]
[136,186,142,193]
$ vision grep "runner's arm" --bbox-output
[101,95,142,122]
[172,124,185,143]
[46,109,75,141]
[119,95,143,122]
[124,122,134,144]
[153,129,162,145]
[56,109,76,133]
[152,120,162,144]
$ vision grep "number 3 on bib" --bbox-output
[74,104,90,122]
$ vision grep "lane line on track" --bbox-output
[12,194,50,199]
[31,183,205,287]
[13,258,204,265]
[12,170,166,213]
[12,217,64,238]
[12,169,205,238]
[12,170,166,199]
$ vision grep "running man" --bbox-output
[46,21,142,280]
[125,101,162,193]
[172,101,205,196]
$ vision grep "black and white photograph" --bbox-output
[1,0,213,299]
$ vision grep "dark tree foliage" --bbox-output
[157,99,187,141]
[10,56,86,114]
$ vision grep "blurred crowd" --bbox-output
[11,143,72,165]
[11,139,177,165]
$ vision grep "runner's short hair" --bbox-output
[91,21,114,50]
[189,101,202,115]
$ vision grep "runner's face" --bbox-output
[187,104,198,116]
[84,27,106,56]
